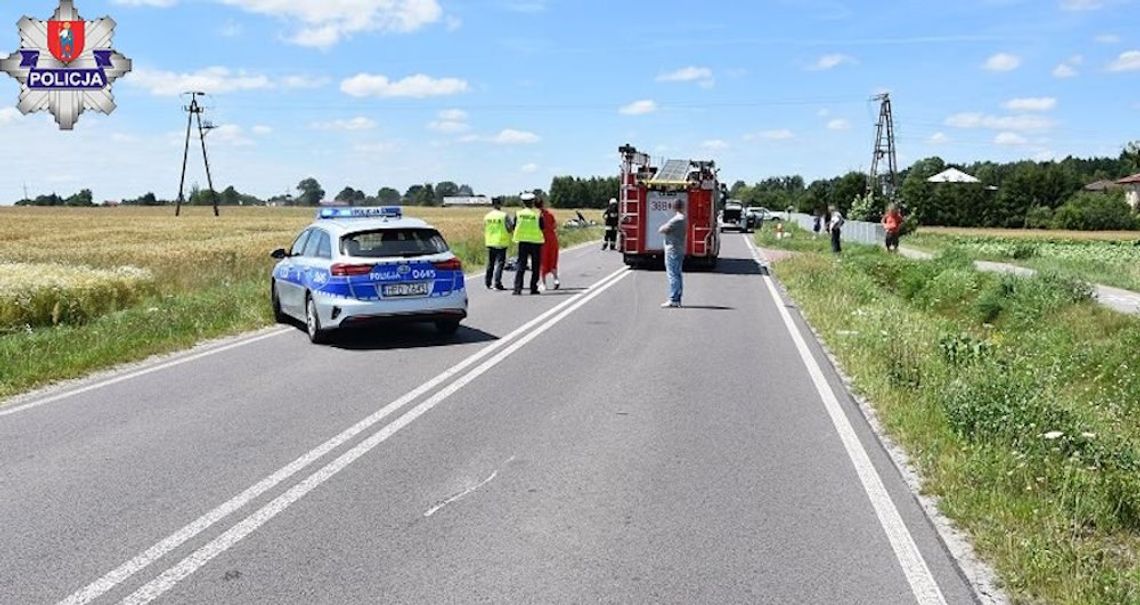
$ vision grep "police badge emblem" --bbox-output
[1,0,132,130]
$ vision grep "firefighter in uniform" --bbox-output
[513,193,546,295]
[603,198,620,251]
[483,198,513,290]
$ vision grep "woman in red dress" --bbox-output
[536,198,560,290]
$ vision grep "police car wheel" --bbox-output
[305,295,331,344]
[270,281,288,323]
[435,320,461,336]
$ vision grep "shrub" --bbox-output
[1024,206,1054,230]
[1051,192,1139,231]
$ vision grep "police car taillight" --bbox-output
[330,263,373,277]
[434,258,462,271]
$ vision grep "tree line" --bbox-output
[725,142,1140,230]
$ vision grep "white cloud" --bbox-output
[1096,33,1122,44]
[809,53,856,71]
[428,120,470,133]
[310,117,377,131]
[945,112,1054,132]
[701,139,730,150]
[521,162,539,173]
[1108,50,1140,72]
[744,129,795,141]
[491,129,540,144]
[982,53,1021,72]
[438,109,468,121]
[827,118,851,131]
[251,125,273,135]
[1003,97,1057,112]
[657,66,714,87]
[112,0,178,6]
[218,19,242,37]
[206,124,254,147]
[127,67,273,96]
[1053,63,1079,78]
[928,132,949,144]
[428,109,470,133]
[445,15,462,31]
[340,73,469,98]
[994,132,1028,146]
[218,0,445,48]
[0,107,22,126]
[1060,0,1103,10]
[352,142,399,154]
[619,99,657,115]
[281,75,329,89]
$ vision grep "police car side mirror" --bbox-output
[270,248,289,260]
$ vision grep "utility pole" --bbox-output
[175,92,220,217]
[22,182,28,202]
[867,93,899,201]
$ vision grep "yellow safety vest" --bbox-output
[484,210,511,248]
[513,208,545,244]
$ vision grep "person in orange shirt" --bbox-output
[535,197,560,290]
[882,204,904,252]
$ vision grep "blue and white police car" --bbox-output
[270,207,468,344]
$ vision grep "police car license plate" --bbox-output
[382,282,430,298]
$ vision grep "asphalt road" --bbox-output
[1,235,980,604]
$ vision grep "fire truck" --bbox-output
[617,144,721,269]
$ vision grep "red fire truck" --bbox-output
[617,144,722,269]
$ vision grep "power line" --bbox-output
[175,92,220,218]
[867,93,899,200]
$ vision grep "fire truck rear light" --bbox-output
[331,263,373,277]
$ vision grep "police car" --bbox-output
[270,207,468,344]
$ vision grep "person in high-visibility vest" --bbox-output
[512,192,546,295]
[483,198,514,290]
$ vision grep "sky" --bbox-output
[0,0,1137,203]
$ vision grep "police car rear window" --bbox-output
[342,229,449,258]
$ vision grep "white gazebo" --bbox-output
[927,167,981,184]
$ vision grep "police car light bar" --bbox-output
[318,207,403,220]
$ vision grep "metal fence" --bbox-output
[782,212,885,247]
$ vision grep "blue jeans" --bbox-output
[665,246,683,304]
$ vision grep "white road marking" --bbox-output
[745,237,947,605]
[117,270,631,604]
[57,265,628,605]
[0,328,292,418]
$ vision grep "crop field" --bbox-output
[0,206,601,400]
[907,228,1140,293]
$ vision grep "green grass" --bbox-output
[907,231,1140,293]
[762,240,1140,604]
[0,226,601,402]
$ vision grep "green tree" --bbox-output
[296,178,325,206]
[376,187,401,204]
[65,188,94,206]
[220,186,242,206]
[435,181,460,202]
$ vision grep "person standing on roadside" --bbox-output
[828,204,845,254]
[536,197,560,290]
[603,198,620,251]
[658,197,687,308]
[513,193,545,296]
[812,209,822,239]
[882,203,904,253]
[483,198,513,290]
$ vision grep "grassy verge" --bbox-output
[0,206,600,402]
[761,237,1140,604]
[907,231,1140,293]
